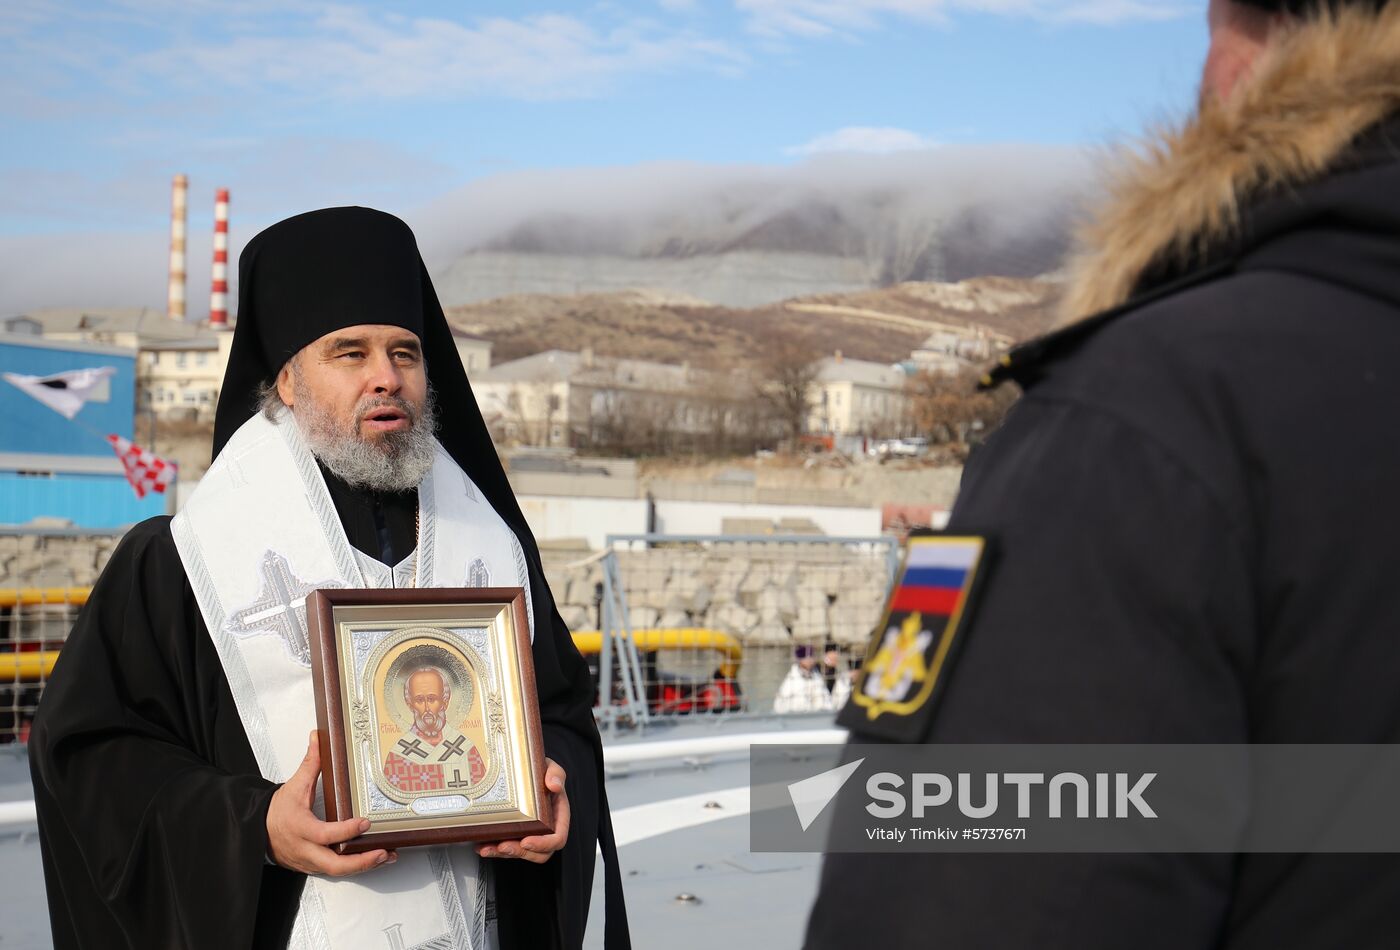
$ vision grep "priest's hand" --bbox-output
[476,758,570,865]
[267,731,398,876]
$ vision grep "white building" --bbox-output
[7,309,495,423]
[475,349,756,449]
[908,321,1013,373]
[3,307,223,353]
[808,353,911,438]
[3,308,234,421]
[140,334,237,420]
[452,329,492,377]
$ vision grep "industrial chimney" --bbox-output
[167,174,188,321]
[209,188,230,328]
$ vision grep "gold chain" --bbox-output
[413,505,421,589]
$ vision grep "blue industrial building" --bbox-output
[0,333,168,529]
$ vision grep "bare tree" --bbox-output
[754,339,822,446]
[686,373,777,456]
[569,366,784,458]
[907,368,1018,456]
[497,380,561,447]
[577,377,688,456]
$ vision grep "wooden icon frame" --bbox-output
[306,587,551,854]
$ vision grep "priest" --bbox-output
[28,207,630,950]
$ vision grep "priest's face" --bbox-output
[276,324,437,491]
[406,668,449,740]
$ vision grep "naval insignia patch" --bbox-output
[838,533,991,741]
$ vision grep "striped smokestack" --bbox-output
[167,174,188,321]
[209,188,230,327]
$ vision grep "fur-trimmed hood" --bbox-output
[1059,4,1400,327]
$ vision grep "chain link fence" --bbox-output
[2,528,899,742]
[541,534,898,731]
[1,529,121,744]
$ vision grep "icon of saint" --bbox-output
[382,666,486,793]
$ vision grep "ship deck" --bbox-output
[0,713,837,950]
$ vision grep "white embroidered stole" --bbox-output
[172,410,533,950]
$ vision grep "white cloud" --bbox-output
[1051,1,1191,24]
[0,0,1191,115]
[734,0,1193,37]
[786,126,939,155]
[0,1,748,110]
[133,4,743,103]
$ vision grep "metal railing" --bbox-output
[1,527,120,744]
[587,534,898,733]
[1,527,900,742]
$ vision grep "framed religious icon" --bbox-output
[306,587,552,854]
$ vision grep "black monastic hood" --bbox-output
[214,207,527,567]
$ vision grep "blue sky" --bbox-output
[0,0,1210,308]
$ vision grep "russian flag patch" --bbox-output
[841,533,991,736]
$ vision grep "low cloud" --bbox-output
[0,146,1098,314]
[409,144,1096,288]
[0,135,454,233]
[0,135,457,315]
[0,230,172,315]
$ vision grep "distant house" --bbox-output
[475,349,757,450]
[452,329,493,377]
[141,334,235,421]
[2,316,42,336]
[808,353,911,438]
[908,322,1013,374]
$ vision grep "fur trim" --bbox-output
[1058,5,1400,327]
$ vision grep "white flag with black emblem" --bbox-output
[2,366,116,419]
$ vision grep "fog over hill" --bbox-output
[419,145,1094,308]
[0,146,1094,314]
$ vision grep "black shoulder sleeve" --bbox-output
[28,518,294,950]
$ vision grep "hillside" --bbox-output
[445,277,1060,368]
[421,147,1088,309]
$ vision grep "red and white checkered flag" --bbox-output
[106,435,177,499]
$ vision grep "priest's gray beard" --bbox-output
[289,378,438,492]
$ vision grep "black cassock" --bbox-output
[29,471,625,949]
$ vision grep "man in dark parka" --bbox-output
[809,2,1400,947]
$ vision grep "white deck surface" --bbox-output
[0,714,837,949]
